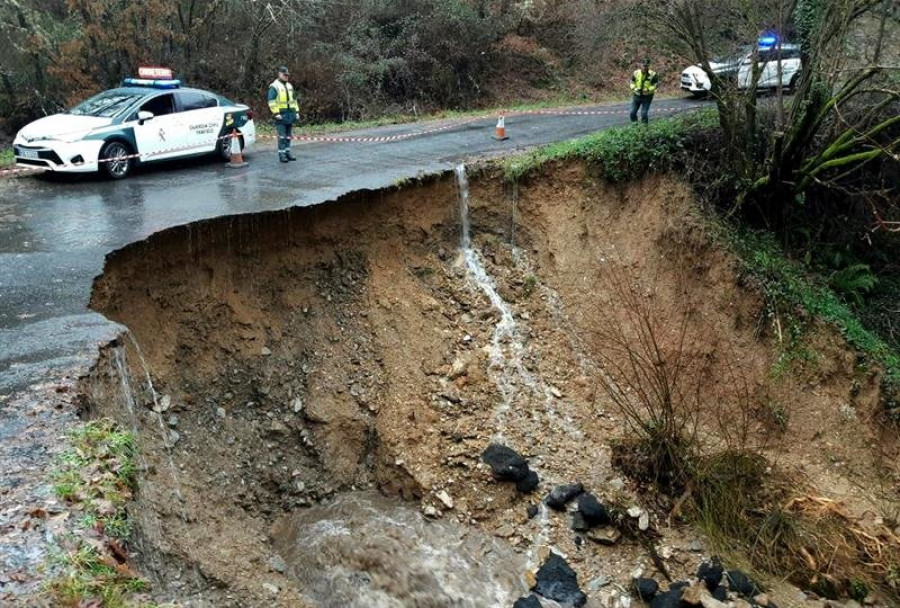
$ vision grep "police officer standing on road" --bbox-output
[629,58,659,124]
[268,66,300,163]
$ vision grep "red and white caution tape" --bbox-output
[268,115,485,144]
[1,103,704,177]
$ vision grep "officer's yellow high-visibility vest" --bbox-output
[630,69,659,96]
[268,80,300,114]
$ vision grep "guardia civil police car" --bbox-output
[681,38,802,96]
[12,68,256,179]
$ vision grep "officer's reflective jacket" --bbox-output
[268,80,300,114]
[630,69,659,96]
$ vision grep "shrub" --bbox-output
[829,263,878,307]
[502,109,719,182]
[728,229,900,413]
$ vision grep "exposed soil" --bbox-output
[81,164,899,607]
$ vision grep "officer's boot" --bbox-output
[286,149,298,161]
[279,151,289,163]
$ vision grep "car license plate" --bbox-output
[17,148,40,160]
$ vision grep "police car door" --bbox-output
[737,52,755,89]
[132,93,184,161]
[757,49,780,88]
[175,91,222,154]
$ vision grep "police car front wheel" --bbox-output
[100,140,133,180]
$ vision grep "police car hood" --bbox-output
[17,114,113,143]
[684,60,733,76]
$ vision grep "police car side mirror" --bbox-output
[137,111,155,125]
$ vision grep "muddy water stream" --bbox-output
[271,492,528,607]
[455,164,535,439]
[266,168,552,607]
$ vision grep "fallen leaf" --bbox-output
[94,499,116,516]
[28,507,48,519]
[115,562,140,579]
[107,538,128,563]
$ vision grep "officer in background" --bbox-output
[268,66,300,162]
[629,58,659,124]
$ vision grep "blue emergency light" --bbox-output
[758,35,778,49]
[123,78,182,89]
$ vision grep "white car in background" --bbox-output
[12,68,256,179]
[681,42,802,96]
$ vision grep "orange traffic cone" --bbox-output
[226,129,248,168]
[492,115,509,141]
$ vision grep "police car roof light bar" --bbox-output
[123,78,182,89]
[758,35,778,49]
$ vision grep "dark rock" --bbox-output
[482,444,529,482]
[726,570,761,598]
[545,483,584,510]
[633,578,659,601]
[649,589,683,608]
[516,469,540,493]
[576,493,611,526]
[697,559,724,591]
[526,504,539,519]
[512,595,542,608]
[711,586,728,602]
[570,511,590,532]
[532,553,587,608]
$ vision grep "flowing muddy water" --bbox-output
[455,164,567,576]
[455,164,534,440]
[271,492,528,608]
[455,165,581,441]
[264,168,548,607]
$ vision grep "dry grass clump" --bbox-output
[760,496,900,600]
[690,448,899,600]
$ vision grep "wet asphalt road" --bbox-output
[0,97,703,395]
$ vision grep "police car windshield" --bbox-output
[70,91,144,117]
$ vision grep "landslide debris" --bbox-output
[78,166,899,607]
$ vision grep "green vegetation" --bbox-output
[53,420,138,538]
[47,544,149,608]
[728,229,900,388]
[521,275,538,299]
[0,147,13,168]
[501,109,719,182]
[48,419,149,607]
[0,0,655,130]
[829,263,879,308]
